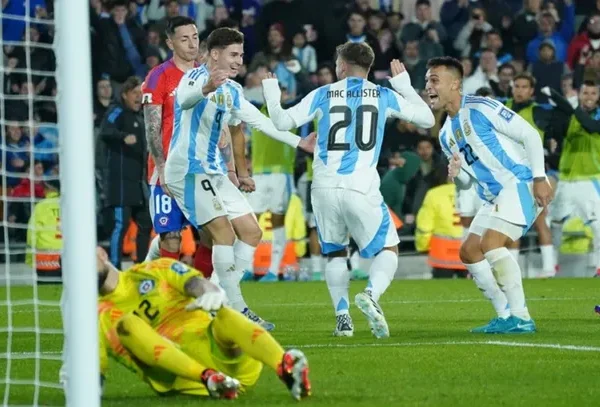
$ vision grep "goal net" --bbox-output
[1,1,99,406]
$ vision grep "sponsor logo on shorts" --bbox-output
[171,262,190,275]
[138,279,155,295]
[159,216,169,226]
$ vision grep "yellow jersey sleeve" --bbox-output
[142,258,203,295]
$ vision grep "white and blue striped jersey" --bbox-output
[165,64,299,183]
[264,76,434,193]
[439,95,546,203]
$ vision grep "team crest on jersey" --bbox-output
[499,107,514,122]
[213,198,222,211]
[463,122,472,136]
[454,128,463,141]
[159,216,169,226]
[138,279,155,295]
[226,94,233,108]
[171,262,190,275]
[142,93,152,104]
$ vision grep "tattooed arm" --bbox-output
[230,124,249,177]
[218,126,235,173]
[144,104,165,168]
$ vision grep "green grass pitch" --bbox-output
[2,278,600,406]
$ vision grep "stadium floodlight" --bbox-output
[0,1,100,406]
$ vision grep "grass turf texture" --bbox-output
[2,278,600,406]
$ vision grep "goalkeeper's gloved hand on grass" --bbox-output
[185,286,228,312]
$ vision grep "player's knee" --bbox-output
[459,240,482,264]
[383,245,398,255]
[160,231,181,253]
[205,217,236,246]
[480,232,509,254]
[234,219,262,246]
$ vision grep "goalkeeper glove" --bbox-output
[185,286,228,312]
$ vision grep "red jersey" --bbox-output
[141,59,196,185]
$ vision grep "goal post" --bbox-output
[55,0,100,406]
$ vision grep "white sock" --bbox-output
[466,259,509,319]
[325,257,350,316]
[485,247,531,320]
[268,227,286,276]
[233,240,256,282]
[589,220,600,271]
[551,221,563,266]
[349,251,360,270]
[508,248,520,263]
[145,235,161,261]
[310,254,323,274]
[540,244,556,274]
[213,244,247,312]
[366,250,397,302]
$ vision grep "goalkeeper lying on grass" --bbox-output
[94,247,311,400]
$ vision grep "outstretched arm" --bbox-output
[262,75,320,131]
[387,60,435,129]
[176,66,228,110]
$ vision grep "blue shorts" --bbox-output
[149,184,189,234]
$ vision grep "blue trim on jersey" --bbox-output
[188,100,206,173]
[107,107,122,124]
[207,87,225,172]
[110,207,123,265]
[451,115,502,197]
[316,86,331,165]
[517,182,536,230]
[359,202,391,258]
[470,109,533,182]
[465,95,499,109]
[371,88,397,166]
[592,179,600,197]
[183,174,198,226]
[230,83,241,109]
[439,130,451,156]
[339,78,362,174]
[171,101,182,149]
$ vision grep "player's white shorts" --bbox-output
[311,186,399,258]
[167,173,253,226]
[469,181,543,241]
[246,173,293,215]
[456,184,483,218]
[550,179,600,222]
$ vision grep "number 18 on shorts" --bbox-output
[149,185,189,233]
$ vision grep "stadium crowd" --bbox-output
[1,0,599,279]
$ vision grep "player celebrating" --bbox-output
[142,16,215,271]
[94,248,311,400]
[164,28,314,329]
[425,56,553,334]
[262,43,435,338]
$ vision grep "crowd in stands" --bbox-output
[1,0,599,277]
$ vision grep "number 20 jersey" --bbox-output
[438,96,534,203]
[298,77,415,194]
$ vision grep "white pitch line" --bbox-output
[5,296,595,314]
[5,340,600,358]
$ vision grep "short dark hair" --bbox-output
[166,16,196,37]
[582,80,599,88]
[475,87,494,97]
[486,29,501,37]
[335,42,375,71]
[111,0,127,9]
[206,27,244,51]
[499,63,515,75]
[514,72,536,88]
[427,56,464,79]
[121,76,142,95]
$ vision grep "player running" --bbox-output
[142,16,216,271]
[425,56,553,334]
[262,42,435,338]
[94,248,311,400]
[164,28,314,330]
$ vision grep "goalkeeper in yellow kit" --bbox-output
[95,248,311,400]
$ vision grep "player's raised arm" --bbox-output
[262,74,320,131]
[386,61,435,128]
[232,93,315,152]
[176,65,228,110]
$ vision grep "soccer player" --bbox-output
[94,247,311,400]
[142,16,215,272]
[262,42,435,338]
[165,28,314,330]
[425,56,553,334]
[247,80,297,282]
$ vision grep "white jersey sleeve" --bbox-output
[262,78,320,130]
[475,102,546,178]
[176,66,209,110]
[386,72,435,129]
[232,92,301,148]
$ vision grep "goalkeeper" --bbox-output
[95,247,311,400]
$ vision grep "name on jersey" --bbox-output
[326,89,381,99]
[138,279,155,295]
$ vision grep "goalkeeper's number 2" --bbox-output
[133,299,159,321]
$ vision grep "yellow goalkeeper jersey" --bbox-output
[98,258,210,375]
